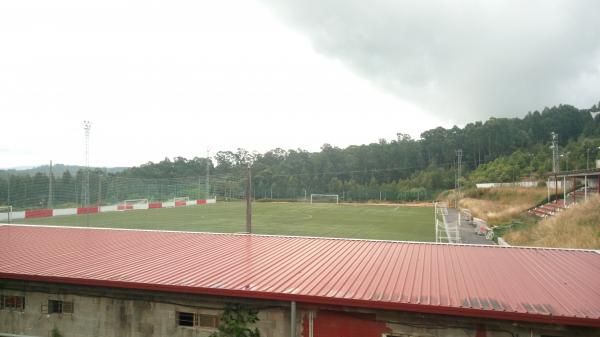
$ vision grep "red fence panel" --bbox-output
[25,209,53,218]
[77,207,99,215]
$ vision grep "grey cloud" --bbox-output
[260,0,600,121]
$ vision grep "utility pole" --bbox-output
[48,160,54,209]
[585,147,600,170]
[528,153,534,180]
[455,149,462,208]
[98,173,102,206]
[561,152,570,171]
[246,163,252,233]
[206,149,210,199]
[7,175,10,206]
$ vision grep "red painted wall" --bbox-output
[175,200,187,207]
[77,206,99,215]
[196,199,207,205]
[25,209,53,218]
[302,310,391,337]
[148,202,163,209]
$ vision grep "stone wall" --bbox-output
[1,280,598,337]
[0,281,289,337]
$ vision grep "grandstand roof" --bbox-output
[1,225,599,327]
[545,168,600,177]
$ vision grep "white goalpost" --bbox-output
[310,194,339,204]
[0,205,13,223]
[173,196,190,206]
[118,199,149,211]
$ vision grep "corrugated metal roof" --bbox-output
[1,225,599,327]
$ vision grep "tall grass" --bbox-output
[458,187,547,224]
[504,195,600,249]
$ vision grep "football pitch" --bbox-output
[18,202,434,241]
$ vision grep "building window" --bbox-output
[47,300,74,314]
[177,312,219,328]
[178,312,195,327]
[0,295,25,311]
[197,314,219,328]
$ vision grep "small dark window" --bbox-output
[178,312,194,327]
[177,312,219,328]
[1,295,25,311]
[48,300,73,314]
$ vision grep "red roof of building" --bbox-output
[1,225,599,327]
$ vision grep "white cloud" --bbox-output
[0,0,440,168]
[259,0,600,119]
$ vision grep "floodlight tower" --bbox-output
[550,132,560,203]
[550,132,559,173]
[455,149,462,208]
[83,121,92,207]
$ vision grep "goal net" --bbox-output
[118,199,149,211]
[310,194,339,204]
[0,206,12,223]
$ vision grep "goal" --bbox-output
[118,199,149,211]
[0,205,12,223]
[310,194,339,204]
[173,196,189,207]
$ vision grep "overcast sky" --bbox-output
[1,0,599,168]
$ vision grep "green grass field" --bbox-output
[17,202,434,241]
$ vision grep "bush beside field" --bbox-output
[457,187,547,225]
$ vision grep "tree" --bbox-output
[209,304,261,337]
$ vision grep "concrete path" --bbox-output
[445,208,493,245]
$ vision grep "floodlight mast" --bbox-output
[84,121,91,227]
[550,132,559,202]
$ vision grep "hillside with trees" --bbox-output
[1,103,599,209]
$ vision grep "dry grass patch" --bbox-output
[504,196,600,249]
[458,187,547,224]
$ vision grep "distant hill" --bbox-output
[0,164,127,177]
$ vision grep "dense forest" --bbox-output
[1,103,600,209]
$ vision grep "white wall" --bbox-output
[476,181,538,189]
[11,211,25,220]
[100,205,118,212]
[54,208,77,216]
